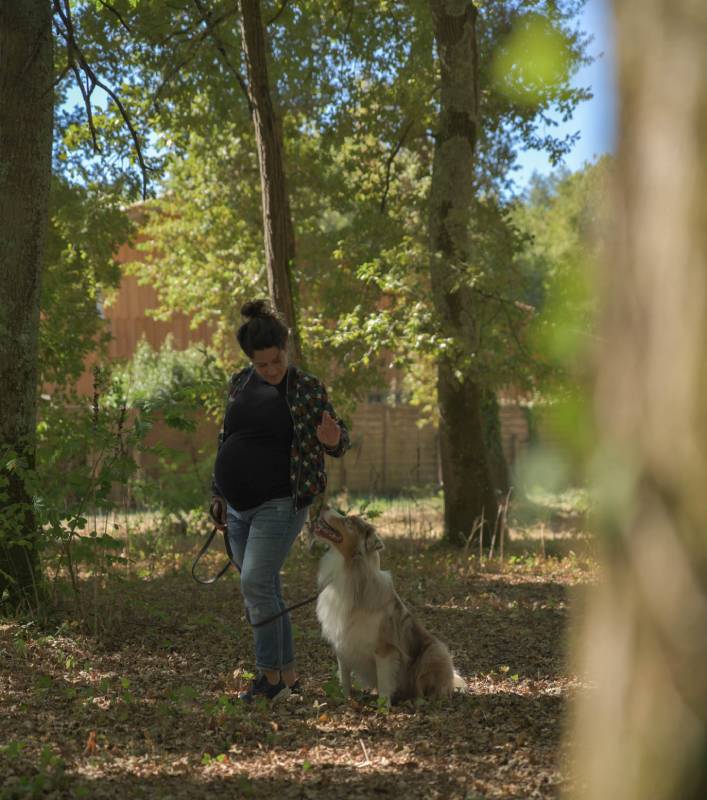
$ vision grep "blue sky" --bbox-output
[514,0,616,188]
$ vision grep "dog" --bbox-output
[314,507,464,703]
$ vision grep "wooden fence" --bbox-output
[134,400,530,497]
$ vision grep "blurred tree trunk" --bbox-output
[428,0,498,545]
[0,1,53,608]
[569,1,707,798]
[239,0,302,365]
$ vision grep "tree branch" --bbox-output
[379,118,415,213]
[344,0,356,38]
[154,7,236,47]
[47,64,71,95]
[192,0,251,110]
[147,8,241,115]
[266,0,291,26]
[96,0,132,33]
[149,24,213,114]
[70,62,100,152]
[470,283,534,315]
[53,0,151,198]
[501,301,533,361]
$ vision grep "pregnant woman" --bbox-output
[211,299,350,702]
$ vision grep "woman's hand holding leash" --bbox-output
[209,495,227,530]
[316,411,341,448]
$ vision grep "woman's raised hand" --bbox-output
[316,411,341,448]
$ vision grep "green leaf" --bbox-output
[2,740,24,758]
[35,674,53,690]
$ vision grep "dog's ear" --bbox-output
[364,525,384,553]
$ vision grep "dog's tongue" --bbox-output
[315,520,343,543]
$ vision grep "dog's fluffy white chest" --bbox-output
[316,586,383,688]
[316,552,392,689]
[318,589,383,651]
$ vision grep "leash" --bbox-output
[191,524,321,628]
[191,525,233,585]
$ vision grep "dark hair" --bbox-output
[236,299,289,358]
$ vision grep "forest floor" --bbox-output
[1,492,598,799]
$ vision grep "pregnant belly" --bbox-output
[214,433,290,507]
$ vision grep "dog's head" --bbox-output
[315,507,384,564]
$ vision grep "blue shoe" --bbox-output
[238,674,290,703]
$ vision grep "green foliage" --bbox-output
[491,12,573,106]
[201,752,228,766]
[2,337,224,615]
[61,0,593,413]
[0,743,74,800]
[31,373,141,595]
[40,177,131,387]
[476,0,593,180]
[130,449,215,517]
[513,158,611,365]
[511,158,611,487]
[322,667,345,702]
[124,126,264,361]
[375,695,391,715]
[113,335,227,422]
[111,337,227,513]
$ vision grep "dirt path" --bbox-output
[0,531,596,799]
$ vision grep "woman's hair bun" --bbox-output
[236,298,289,356]
[241,299,270,319]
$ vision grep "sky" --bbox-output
[514,0,616,188]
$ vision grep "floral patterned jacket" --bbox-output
[212,365,350,511]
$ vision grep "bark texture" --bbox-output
[428,0,498,545]
[239,0,302,364]
[0,1,53,606]
[569,1,707,797]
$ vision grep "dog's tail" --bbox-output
[414,641,467,699]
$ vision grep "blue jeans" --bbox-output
[226,497,308,672]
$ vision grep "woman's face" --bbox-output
[252,346,288,385]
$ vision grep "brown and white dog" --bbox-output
[315,508,464,703]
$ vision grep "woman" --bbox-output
[210,299,350,702]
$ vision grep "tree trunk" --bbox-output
[438,363,499,545]
[569,1,707,798]
[0,1,53,607]
[428,0,497,545]
[239,0,302,365]
[482,388,510,496]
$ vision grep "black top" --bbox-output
[213,369,293,511]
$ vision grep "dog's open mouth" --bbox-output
[314,517,343,543]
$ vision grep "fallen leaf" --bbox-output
[84,730,97,756]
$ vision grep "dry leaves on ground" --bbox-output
[0,518,597,799]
